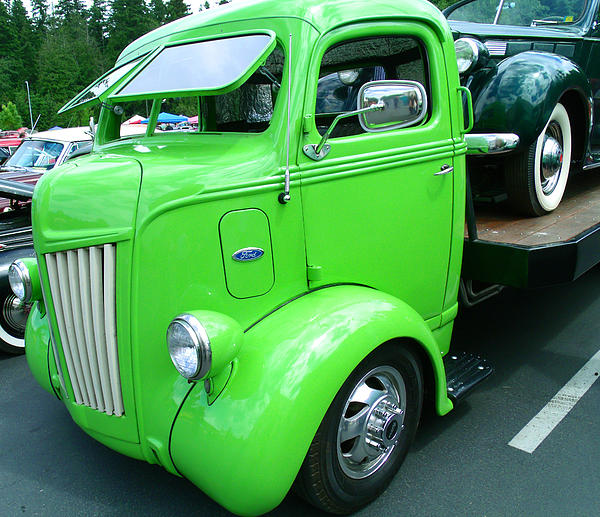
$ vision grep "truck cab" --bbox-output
[14,1,495,514]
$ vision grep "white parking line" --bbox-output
[508,349,600,454]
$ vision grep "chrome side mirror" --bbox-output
[303,80,428,161]
[358,80,427,132]
[304,101,384,161]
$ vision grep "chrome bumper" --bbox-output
[465,133,519,155]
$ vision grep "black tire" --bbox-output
[0,293,30,354]
[505,102,572,216]
[295,343,423,514]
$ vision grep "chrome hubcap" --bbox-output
[337,366,406,479]
[540,123,563,195]
[2,294,29,335]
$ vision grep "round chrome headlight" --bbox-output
[166,314,212,380]
[9,260,31,302]
[454,38,481,74]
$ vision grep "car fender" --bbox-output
[169,284,452,516]
[472,51,591,149]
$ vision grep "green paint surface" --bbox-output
[24,1,467,514]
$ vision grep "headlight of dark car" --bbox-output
[454,37,488,74]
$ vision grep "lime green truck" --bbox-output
[12,0,598,514]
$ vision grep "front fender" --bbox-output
[471,51,591,149]
[169,285,452,516]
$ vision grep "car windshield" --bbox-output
[59,56,145,113]
[447,0,588,26]
[2,140,65,170]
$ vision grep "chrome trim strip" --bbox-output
[466,133,519,154]
[484,41,507,56]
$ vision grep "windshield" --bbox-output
[108,44,284,139]
[58,56,145,114]
[112,33,275,100]
[2,140,65,170]
[447,0,587,26]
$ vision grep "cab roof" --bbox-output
[117,0,449,65]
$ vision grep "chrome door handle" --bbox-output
[434,164,453,176]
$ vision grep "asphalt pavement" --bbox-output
[1,267,599,516]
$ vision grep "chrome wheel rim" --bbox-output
[336,365,406,479]
[0,294,30,348]
[540,122,563,195]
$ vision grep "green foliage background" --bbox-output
[0,0,447,131]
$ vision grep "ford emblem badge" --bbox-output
[232,247,265,262]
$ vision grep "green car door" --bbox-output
[299,21,459,325]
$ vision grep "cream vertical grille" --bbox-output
[44,244,124,416]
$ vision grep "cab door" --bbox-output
[299,22,457,323]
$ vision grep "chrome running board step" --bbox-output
[444,351,493,404]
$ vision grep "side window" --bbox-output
[315,36,430,137]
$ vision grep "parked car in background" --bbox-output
[0,128,92,353]
[0,127,94,213]
[0,179,34,353]
[0,147,10,165]
[1,127,93,177]
[0,130,25,162]
[444,0,600,215]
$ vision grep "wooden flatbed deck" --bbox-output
[467,171,600,245]
[462,170,600,288]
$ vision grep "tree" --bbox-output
[4,0,35,114]
[0,102,23,130]
[36,19,105,129]
[0,1,11,105]
[0,1,10,58]
[55,0,86,23]
[88,0,109,51]
[165,0,190,23]
[149,0,167,25]
[107,0,154,61]
[31,0,49,32]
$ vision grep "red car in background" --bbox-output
[0,129,26,163]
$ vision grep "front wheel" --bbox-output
[295,343,423,514]
[505,102,572,216]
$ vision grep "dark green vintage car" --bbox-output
[445,0,600,215]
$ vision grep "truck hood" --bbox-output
[31,133,280,251]
[32,155,142,252]
[103,133,282,225]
